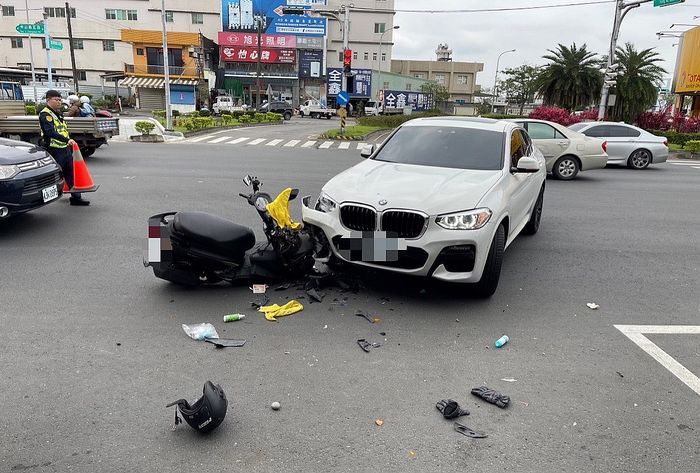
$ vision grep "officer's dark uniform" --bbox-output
[39,101,86,204]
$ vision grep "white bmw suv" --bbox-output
[302,117,546,297]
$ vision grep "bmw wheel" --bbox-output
[522,186,544,235]
[472,224,505,298]
[552,156,579,180]
[628,149,651,169]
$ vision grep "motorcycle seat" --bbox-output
[173,211,256,259]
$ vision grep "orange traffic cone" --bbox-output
[63,180,69,193]
[69,142,99,193]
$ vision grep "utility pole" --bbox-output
[43,12,52,88]
[65,2,79,93]
[24,0,38,103]
[256,14,262,108]
[161,0,173,130]
[597,0,651,120]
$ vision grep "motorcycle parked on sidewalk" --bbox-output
[144,175,316,286]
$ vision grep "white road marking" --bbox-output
[266,139,284,146]
[614,325,700,396]
[668,162,699,166]
[356,142,368,149]
[209,136,232,144]
[284,140,300,147]
[187,135,216,143]
[338,142,351,149]
[693,167,700,170]
[210,129,231,135]
[247,138,266,145]
[319,141,333,149]
[301,140,316,148]
[227,137,250,144]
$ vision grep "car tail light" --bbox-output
[663,138,668,147]
[602,141,607,153]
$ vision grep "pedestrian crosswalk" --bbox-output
[178,134,370,151]
[668,160,700,171]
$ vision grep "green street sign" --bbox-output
[654,0,685,7]
[15,23,45,35]
[48,38,63,51]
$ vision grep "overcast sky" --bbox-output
[391,0,700,89]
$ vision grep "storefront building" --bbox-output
[673,26,700,117]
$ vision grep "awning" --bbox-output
[118,76,199,88]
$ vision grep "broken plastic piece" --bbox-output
[306,288,325,303]
[471,386,510,408]
[355,310,375,323]
[182,323,219,341]
[204,338,247,348]
[375,419,384,426]
[251,284,268,294]
[275,283,291,291]
[436,399,470,419]
[454,422,487,438]
[357,339,373,352]
[586,302,600,310]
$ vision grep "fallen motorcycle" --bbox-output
[144,175,316,286]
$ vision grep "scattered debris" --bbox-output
[616,371,624,378]
[454,422,488,439]
[375,419,384,426]
[455,318,460,323]
[495,335,509,348]
[436,399,470,419]
[355,310,379,324]
[271,401,281,411]
[500,378,517,383]
[223,313,245,322]
[379,332,386,336]
[586,302,600,310]
[471,386,510,408]
[408,450,416,459]
[258,300,304,321]
[306,288,325,303]
[357,338,382,352]
[204,338,246,348]
[678,424,693,431]
[275,283,291,291]
[251,284,268,294]
[323,324,328,329]
[116,342,121,346]
[182,323,219,341]
[250,295,270,309]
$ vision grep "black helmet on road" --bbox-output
[166,381,228,433]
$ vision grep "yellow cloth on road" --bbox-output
[258,300,304,321]
[266,188,302,230]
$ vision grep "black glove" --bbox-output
[436,399,469,419]
[471,386,510,408]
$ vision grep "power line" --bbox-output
[354,0,617,14]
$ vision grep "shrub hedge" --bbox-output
[356,110,442,128]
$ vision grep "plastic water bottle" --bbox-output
[223,313,245,323]
[495,335,509,348]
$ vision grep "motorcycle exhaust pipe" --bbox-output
[0,207,9,218]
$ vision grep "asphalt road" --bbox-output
[1,134,698,472]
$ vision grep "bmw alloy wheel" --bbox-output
[629,149,651,170]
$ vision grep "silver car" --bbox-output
[567,121,668,170]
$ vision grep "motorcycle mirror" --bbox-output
[243,175,252,186]
[289,188,299,200]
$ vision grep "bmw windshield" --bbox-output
[373,125,505,170]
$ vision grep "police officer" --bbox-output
[39,90,89,206]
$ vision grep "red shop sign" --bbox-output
[218,32,296,48]
[220,46,296,64]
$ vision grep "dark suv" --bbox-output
[258,101,294,120]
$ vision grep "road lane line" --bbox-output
[188,135,216,143]
[319,141,333,149]
[247,138,266,145]
[209,136,232,143]
[338,142,351,149]
[301,140,316,148]
[284,140,300,147]
[266,139,284,146]
[227,137,250,144]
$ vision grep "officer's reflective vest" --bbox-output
[41,106,69,149]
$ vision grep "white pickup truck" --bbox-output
[212,96,249,114]
[299,100,335,119]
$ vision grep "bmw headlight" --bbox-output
[0,165,20,180]
[436,208,492,230]
[315,192,337,213]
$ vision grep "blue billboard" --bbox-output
[327,68,372,98]
[382,90,434,112]
[222,0,327,36]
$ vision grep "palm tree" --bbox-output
[611,43,666,123]
[537,43,603,110]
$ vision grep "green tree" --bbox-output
[420,82,450,110]
[610,42,667,123]
[537,43,603,111]
[500,65,541,116]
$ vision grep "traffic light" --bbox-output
[343,49,352,74]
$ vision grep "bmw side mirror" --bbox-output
[360,144,374,158]
[515,156,539,173]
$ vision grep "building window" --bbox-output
[434,73,445,85]
[191,12,203,24]
[106,9,137,21]
[165,11,174,22]
[45,7,63,17]
[103,40,115,51]
[11,37,23,48]
[363,52,368,61]
[372,52,377,61]
[136,48,144,56]
[457,74,468,85]
[383,81,389,90]
[77,70,87,81]
[72,39,84,50]
[406,84,411,91]
[374,23,385,34]
[353,51,357,60]
[2,5,15,16]
[414,73,425,79]
[338,51,343,62]
[381,52,386,61]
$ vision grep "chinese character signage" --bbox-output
[299,50,323,78]
[221,46,297,64]
[221,0,327,36]
[218,32,297,48]
[382,90,434,111]
[326,68,372,97]
[295,35,323,49]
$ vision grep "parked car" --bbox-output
[567,121,668,169]
[513,119,608,180]
[258,101,293,120]
[212,96,248,115]
[302,117,546,297]
[0,138,64,218]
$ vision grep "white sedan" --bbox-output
[302,117,546,297]
[514,119,608,180]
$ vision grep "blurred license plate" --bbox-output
[42,185,58,202]
[336,231,407,262]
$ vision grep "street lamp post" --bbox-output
[377,25,399,100]
[491,49,515,113]
[161,0,173,130]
